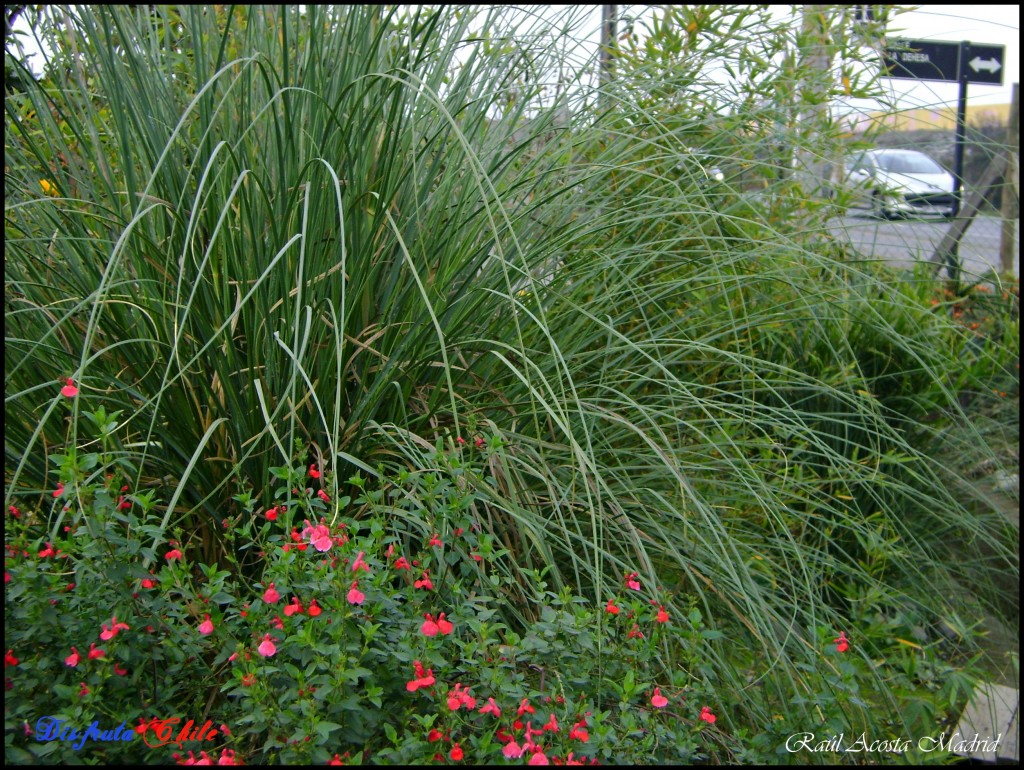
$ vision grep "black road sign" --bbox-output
[882,39,1005,85]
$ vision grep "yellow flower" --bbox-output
[40,179,57,196]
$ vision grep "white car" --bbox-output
[839,149,957,219]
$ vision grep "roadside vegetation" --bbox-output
[5,5,1018,764]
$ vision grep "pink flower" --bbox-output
[625,571,641,591]
[351,551,370,572]
[528,749,550,765]
[165,549,183,562]
[605,598,620,615]
[478,697,501,717]
[347,581,365,605]
[317,489,330,503]
[60,378,79,398]
[834,631,849,653]
[651,687,668,708]
[199,614,215,635]
[307,599,322,617]
[414,572,434,590]
[262,583,280,603]
[87,643,106,660]
[257,634,277,657]
[283,597,304,616]
[53,482,64,498]
[65,647,81,667]
[503,742,525,759]
[420,614,440,636]
[456,436,466,445]
[699,706,716,724]
[303,521,332,552]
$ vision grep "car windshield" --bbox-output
[876,152,944,175]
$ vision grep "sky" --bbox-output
[11,4,1019,112]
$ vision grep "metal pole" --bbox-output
[952,40,969,219]
[999,82,1019,278]
[599,5,617,113]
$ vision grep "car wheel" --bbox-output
[871,192,892,220]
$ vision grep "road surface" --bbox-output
[827,210,1019,279]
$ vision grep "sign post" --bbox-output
[881,37,1005,234]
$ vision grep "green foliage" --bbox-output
[5,4,1018,764]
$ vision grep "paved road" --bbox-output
[827,210,1020,280]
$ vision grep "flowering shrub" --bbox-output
[5,419,728,765]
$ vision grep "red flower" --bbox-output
[543,713,559,731]
[114,663,128,676]
[270,615,284,629]
[265,507,279,522]
[307,599,322,617]
[393,556,411,571]
[100,616,130,640]
[60,378,79,398]
[414,572,434,590]
[651,687,668,708]
[165,549,183,562]
[475,436,485,448]
[627,624,644,639]
[428,533,443,547]
[241,673,256,687]
[655,605,669,624]
[262,583,281,603]
[327,755,345,766]
[456,436,466,445]
[199,614,215,635]
[87,643,106,660]
[141,578,157,589]
[5,649,19,667]
[605,598,620,615]
[316,489,330,503]
[449,744,464,761]
[53,482,64,498]
[569,721,589,742]
[517,698,536,716]
[834,631,849,653]
[347,581,365,605]
[257,634,277,657]
[699,706,716,724]
[78,682,90,697]
[308,464,321,479]
[427,728,445,742]
[406,660,436,691]
[446,683,476,711]
[436,612,454,635]
[283,597,304,616]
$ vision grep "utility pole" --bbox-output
[999,82,1019,278]
[795,5,835,195]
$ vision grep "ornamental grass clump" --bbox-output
[5,4,1018,763]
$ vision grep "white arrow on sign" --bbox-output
[969,56,1001,74]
